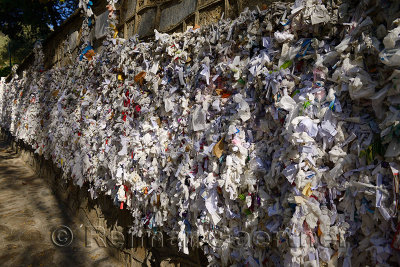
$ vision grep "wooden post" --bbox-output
[124,23,128,39]
[195,11,199,26]
[155,4,161,31]
[224,0,229,18]
[8,42,11,68]
[237,0,242,15]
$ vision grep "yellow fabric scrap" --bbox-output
[302,182,313,197]
[213,138,224,159]
[294,196,305,204]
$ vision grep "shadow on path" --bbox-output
[0,137,121,267]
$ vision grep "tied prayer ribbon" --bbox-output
[119,185,129,209]
[295,39,312,59]
[79,45,95,61]
[106,4,115,19]
[391,222,400,250]
[110,23,118,39]
[390,163,400,216]
[134,71,146,85]
[303,221,315,244]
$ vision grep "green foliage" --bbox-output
[0,66,11,77]
[359,134,386,164]
[0,34,10,66]
[0,0,78,66]
[0,0,78,38]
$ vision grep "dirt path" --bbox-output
[0,137,124,267]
